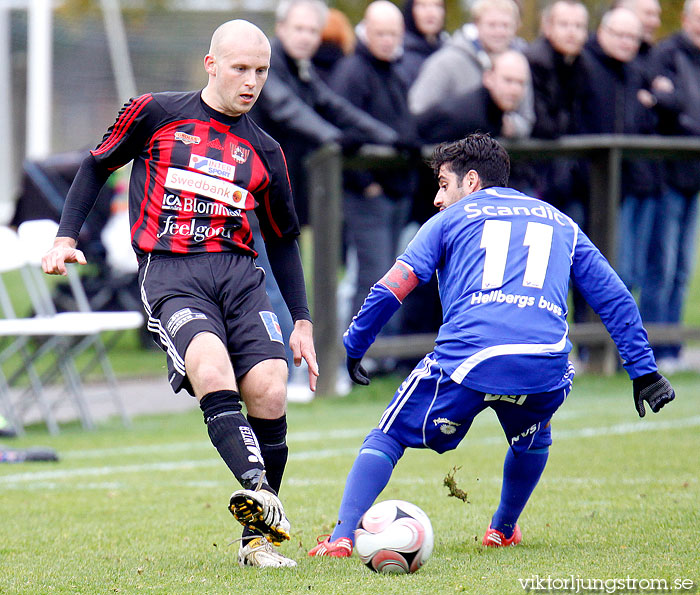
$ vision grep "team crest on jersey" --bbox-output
[174,131,201,145]
[433,417,460,435]
[231,143,250,164]
[259,311,283,343]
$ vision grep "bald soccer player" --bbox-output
[42,20,317,569]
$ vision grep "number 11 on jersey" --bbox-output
[480,220,554,290]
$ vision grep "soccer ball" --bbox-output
[355,499,434,574]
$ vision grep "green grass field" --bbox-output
[1,372,698,595]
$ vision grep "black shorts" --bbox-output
[138,252,286,395]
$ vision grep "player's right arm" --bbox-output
[42,94,155,275]
[42,153,111,275]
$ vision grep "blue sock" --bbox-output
[491,447,549,538]
[330,449,395,542]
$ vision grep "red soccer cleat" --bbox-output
[482,524,522,547]
[308,534,353,557]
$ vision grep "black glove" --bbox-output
[347,356,370,386]
[632,372,675,418]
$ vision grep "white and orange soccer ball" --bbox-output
[354,500,434,574]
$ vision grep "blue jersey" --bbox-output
[344,186,656,394]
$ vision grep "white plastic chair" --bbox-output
[9,220,144,431]
[0,225,84,434]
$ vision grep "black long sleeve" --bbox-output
[57,153,112,240]
[265,236,311,324]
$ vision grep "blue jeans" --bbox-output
[616,194,657,291]
[640,186,699,358]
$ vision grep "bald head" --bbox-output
[201,20,271,117]
[209,19,270,57]
[483,50,529,112]
[598,7,643,62]
[364,0,404,62]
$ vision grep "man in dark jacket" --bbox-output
[640,0,700,371]
[525,0,589,215]
[579,7,661,295]
[416,50,530,143]
[331,0,419,330]
[526,1,589,141]
[250,0,398,226]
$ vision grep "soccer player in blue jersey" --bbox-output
[309,133,675,557]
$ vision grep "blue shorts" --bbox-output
[376,354,574,455]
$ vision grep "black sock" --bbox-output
[242,415,288,543]
[200,390,271,492]
[247,415,288,494]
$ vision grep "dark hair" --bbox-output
[429,133,510,188]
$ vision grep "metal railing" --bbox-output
[306,135,700,395]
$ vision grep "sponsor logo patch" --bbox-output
[164,167,248,208]
[208,138,224,151]
[259,311,283,343]
[510,422,540,445]
[432,417,460,435]
[188,155,235,181]
[161,193,240,217]
[157,216,236,243]
[231,143,251,164]
[239,426,263,463]
[484,394,528,405]
[174,131,201,145]
[166,308,207,337]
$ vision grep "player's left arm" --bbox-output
[258,145,318,389]
[265,237,318,391]
[571,232,675,416]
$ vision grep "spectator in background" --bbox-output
[251,0,398,226]
[416,50,530,143]
[526,1,588,141]
[331,1,418,334]
[615,0,662,63]
[641,0,700,372]
[312,8,356,84]
[579,7,661,299]
[524,1,591,359]
[396,0,448,87]
[409,0,534,138]
[395,0,448,352]
[525,0,589,214]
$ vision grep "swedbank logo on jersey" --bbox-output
[164,167,248,209]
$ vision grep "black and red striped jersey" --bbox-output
[91,90,299,258]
